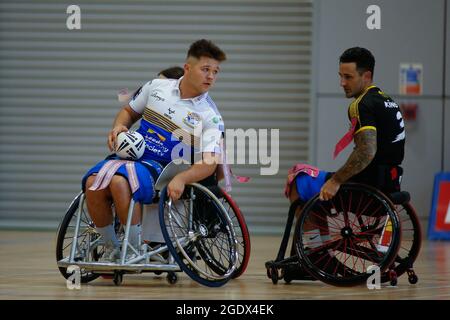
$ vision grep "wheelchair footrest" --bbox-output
[265,255,298,269]
[282,261,317,281]
[265,257,317,282]
[57,259,181,272]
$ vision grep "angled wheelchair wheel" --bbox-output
[381,202,421,284]
[55,193,101,283]
[218,188,251,278]
[294,183,401,287]
[159,184,238,287]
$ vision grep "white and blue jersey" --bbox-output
[82,77,224,204]
[130,77,224,165]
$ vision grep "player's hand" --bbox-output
[319,178,341,201]
[108,125,129,152]
[167,176,186,201]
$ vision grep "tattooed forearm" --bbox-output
[332,130,377,183]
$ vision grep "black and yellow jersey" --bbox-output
[347,85,405,192]
[347,85,405,166]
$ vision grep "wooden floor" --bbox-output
[1,230,450,300]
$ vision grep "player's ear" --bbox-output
[183,63,190,74]
[363,70,372,81]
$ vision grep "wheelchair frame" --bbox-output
[56,161,241,287]
[266,182,421,287]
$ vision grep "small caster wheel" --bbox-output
[113,271,123,286]
[389,270,397,286]
[270,266,279,285]
[167,272,177,284]
[390,277,397,286]
[266,267,271,279]
[408,274,418,284]
[284,271,292,284]
[154,271,163,275]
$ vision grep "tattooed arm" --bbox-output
[319,129,377,200]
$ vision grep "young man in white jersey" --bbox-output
[82,39,226,261]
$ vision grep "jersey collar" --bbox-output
[173,77,209,105]
[356,85,377,99]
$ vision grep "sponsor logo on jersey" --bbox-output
[147,128,166,142]
[151,92,165,102]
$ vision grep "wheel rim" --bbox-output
[296,184,401,286]
[159,185,237,287]
[219,188,251,278]
[56,194,102,283]
[381,202,422,282]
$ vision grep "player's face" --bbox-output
[184,57,220,95]
[339,62,371,98]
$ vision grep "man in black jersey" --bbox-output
[288,47,405,204]
[285,47,405,254]
[319,47,406,201]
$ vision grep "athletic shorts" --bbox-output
[82,158,164,204]
[295,170,331,202]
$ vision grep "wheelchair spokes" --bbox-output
[292,184,401,286]
[56,194,102,283]
[381,202,421,284]
[160,184,238,287]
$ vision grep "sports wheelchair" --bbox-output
[56,160,250,287]
[265,182,421,287]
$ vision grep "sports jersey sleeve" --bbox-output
[129,81,152,114]
[354,101,377,135]
[201,113,224,154]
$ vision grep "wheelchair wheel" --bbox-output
[381,202,421,283]
[159,184,238,287]
[55,193,101,283]
[294,183,401,287]
[219,188,251,279]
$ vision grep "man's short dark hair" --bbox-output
[187,39,227,62]
[339,47,375,78]
[158,66,184,79]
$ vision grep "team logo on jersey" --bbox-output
[183,112,201,128]
[164,108,175,119]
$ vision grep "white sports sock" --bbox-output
[97,224,120,248]
[128,224,142,248]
